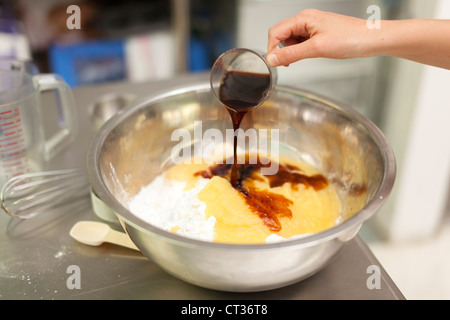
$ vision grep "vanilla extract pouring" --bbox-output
[216,70,329,231]
[218,70,271,188]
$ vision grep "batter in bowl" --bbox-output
[128,154,342,244]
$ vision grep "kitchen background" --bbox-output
[1,0,449,299]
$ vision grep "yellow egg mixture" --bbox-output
[163,155,342,244]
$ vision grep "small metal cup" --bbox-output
[210,48,278,110]
[89,93,137,132]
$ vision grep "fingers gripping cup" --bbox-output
[0,59,77,187]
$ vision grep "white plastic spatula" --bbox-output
[70,221,139,251]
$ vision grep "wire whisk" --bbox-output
[1,168,91,219]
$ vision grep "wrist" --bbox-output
[360,20,395,58]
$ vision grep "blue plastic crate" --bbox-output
[49,39,126,87]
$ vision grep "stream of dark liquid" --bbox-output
[218,70,271,188]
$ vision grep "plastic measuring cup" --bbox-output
[0,59,77,187]
[210,48,278,111]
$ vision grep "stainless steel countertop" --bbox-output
[0,73,405,300]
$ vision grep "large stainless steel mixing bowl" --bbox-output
[87,79,396,292]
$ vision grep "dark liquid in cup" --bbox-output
[218,70,271,187]
[218,70,271,111]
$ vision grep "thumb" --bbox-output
[267,41,318,67]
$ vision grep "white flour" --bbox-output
[128,174,216,242]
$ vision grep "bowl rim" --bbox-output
[87,79,396,251]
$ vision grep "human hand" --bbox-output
[267,9,375,67]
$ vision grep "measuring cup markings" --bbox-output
[0,105,29,180]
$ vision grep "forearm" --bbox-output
[365,19,450,69]
[267,10,450,69]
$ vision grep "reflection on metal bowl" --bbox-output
[89,92,137,132]
[87,80,396,292]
